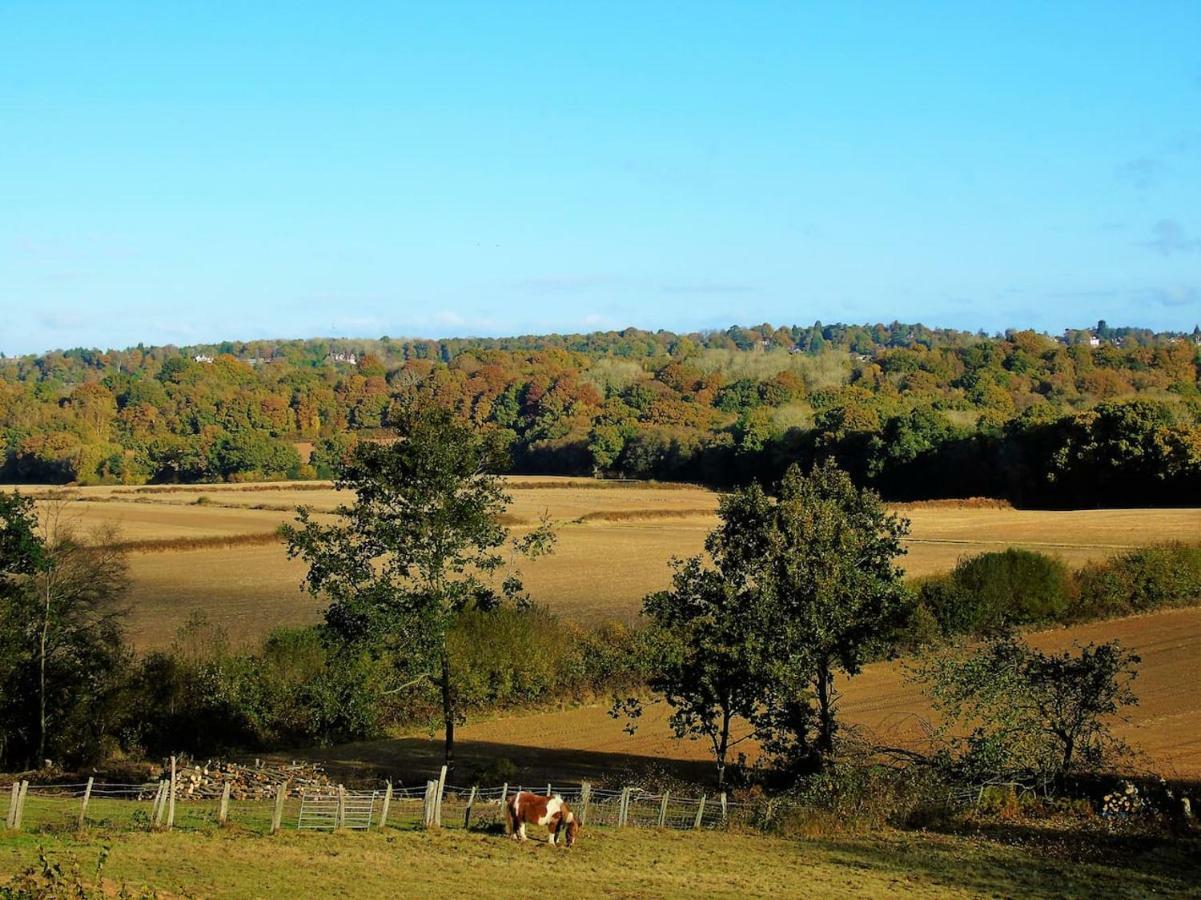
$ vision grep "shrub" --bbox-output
[1072,543,1201,620]
[772,739,948,835]
[920,549,1072,635]
[449,606,568,708]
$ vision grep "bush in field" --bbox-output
[571,620,653,694]
[133,617,394,754]
[449,606,567,707]
[918,548,1072,636]
[1073,543,1201,620]
[775,741,948,835]
[913,634,1140,781]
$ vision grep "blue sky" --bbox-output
[1,2,1199,355]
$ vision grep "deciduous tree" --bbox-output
[283,403,553,767]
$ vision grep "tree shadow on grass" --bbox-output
[809,829,1201,898]
[262,736,715,787]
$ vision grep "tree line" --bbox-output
[2,321,1200,506]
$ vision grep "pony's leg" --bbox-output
[518,822,528,842]
[547,829,556,845]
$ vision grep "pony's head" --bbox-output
[559,805,581,847]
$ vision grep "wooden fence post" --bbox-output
[379,781,392,829]
[658,792,670,828]
[693,794,706,829]
[463,785,478,829]
[217,782,231,826]
[152,780,167,828]
[617,788,630,827]
[546,783,552,797]
[13,781,29,831]
[422,781,435,828]
[6,782,19,829]
[719,791,727,826]
[166,756,176,830]
[336,785,347,830]
[434,765,448,828]
[271,782,287,834]
[579,783,591,827]
[500,783,509,834]
[77,777,93,829]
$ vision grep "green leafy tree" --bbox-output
[283,403,553,767]
[739,461,910,758]
[586,423,627,475]
[641,557,761,787]
[0,497,129,768]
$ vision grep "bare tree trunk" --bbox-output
[441,651,455,769]
[37,576,51,767]
[716,707,732,790]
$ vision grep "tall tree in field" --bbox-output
[741,461,909,758]
[0,495,129,768]
[284,404,552,767]
[642,556,761,788]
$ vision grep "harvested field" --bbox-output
[285,607,1201,785]
[12,480,1201,647]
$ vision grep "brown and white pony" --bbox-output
[505,791,580,846]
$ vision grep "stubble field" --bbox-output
[19,479,1201,648]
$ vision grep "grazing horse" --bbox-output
[506,791,580,847]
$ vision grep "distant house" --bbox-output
[1087,336,1101,348]
[193,354,214,363]
[326,352,358,365]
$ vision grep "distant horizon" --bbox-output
[7,316,1201,360]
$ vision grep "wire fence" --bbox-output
[1,772,759,838]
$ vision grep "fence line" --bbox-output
[0,776,752,837]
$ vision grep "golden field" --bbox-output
[16,479,1201,647]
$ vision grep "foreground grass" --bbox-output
[1,825,1197,898]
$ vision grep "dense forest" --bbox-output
[3,320,1201,506]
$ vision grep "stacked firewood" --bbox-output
[162,757,333,800]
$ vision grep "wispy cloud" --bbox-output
[580,312,618,329]
[1049,285,1199,309]
[1139,286,1200,308]
[1140,219,1201,256]
[660,282,757,295]
[36,311,87,332]
[1115,158,1163,191]
[510,275,622,294]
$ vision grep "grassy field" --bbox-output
[1,822,1197,898]
[18,479,1201,648]
[267,606,1201,784]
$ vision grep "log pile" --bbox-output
[162,757,334,800]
